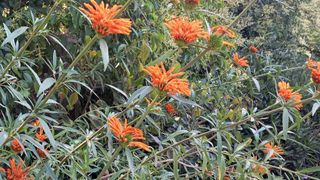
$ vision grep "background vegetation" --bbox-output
[0,0,319,179]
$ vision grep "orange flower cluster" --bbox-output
[249,45,258,54]
[278,81,302,109]
[1,159,33,180]
[233,53,248,67]
[251,156,268,175]
[143,62,191,96]
[263,143,284,158]
[32,119,40,127]
[165,103,176,115]
[108,116,151,152]
[35,128,48,142]
[185,0,200,5]
[306,58,320,84]
[211,25,236,38]
[80,0,132,37]
[36,148,48,158]
[164,17,207,44]
[11,139,22,153]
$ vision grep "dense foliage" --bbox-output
[0,0,320,179]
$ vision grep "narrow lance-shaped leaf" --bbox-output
[37,78,56,97]
[99,39,109,71]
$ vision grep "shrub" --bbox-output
[0,0,319,179]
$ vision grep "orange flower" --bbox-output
[306,58,320,84]
[5,159,32,180]
[249,45,258,54]
[164,17,207,44]
[108,116,151,152]
[222,41,236,48]
[165,103,176,115]
[143,62,191,96]
[35,128,48,142]
[80,0,132,37]
[11,139,22,153]
[233,53,249,67]
[306,58,317,70]
[32,119,40,127]
[263,143,284,158]
[185,0,200,5]
[278,81,302,109]
[36,148,48,158]
[211,25,236,38]
[251,156,268,175]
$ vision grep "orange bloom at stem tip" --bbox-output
[165,17,207,44]
[143,62,191,96]
[35,128,48,142]
[165,103,176,115]
[222,41,236,48]
[185,0,200,5]
[32,119,40,127]
[79,0,132,37]
[252,156,268,175]
[278,81,302,109]
[37,148,48,158]
[306,58,320,84]
[108,116,151,152]
[233,53,249,67]
[5,158,32,180]
[249,45,258,54]
[11,139,22,153]
[211,25,236,38]
[263,143,284,158]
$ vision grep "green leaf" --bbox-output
[299,166,320,173]
[252,77,260,92]
[138,41,151,64]
[99,39,109,71]
[1,25,28,47]
[125,148,135,177]
[127,86,153,104]
[234,138,252,153]
[37,78,56,97]
[173,149,179,180]
[69,92,79,107]
[312,102,320,116]
[39,118,57,150]
[0,131,8,146]
[282,108,292,140]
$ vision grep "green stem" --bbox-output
[119,94,319,178]
[132,94,160,127]
[180,0,257,72]
[227,0,257,28]
[58,100,139,166]
[0,0,64,80]
[96,146,123,180]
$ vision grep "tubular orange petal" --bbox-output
[222,41,236,48]
[108,116,123,139]
[128,141,151,152]
[11,139,22,153]
[278,81,302,109]
[165,17,207,44]
[143,62,191,96]
[212,25,236,38]
[233,53,249,67]
[35,128,48,142]
[80,0,132,36]
[6,159,32,180]
[249,46,258,53]
[263,143,284,158]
